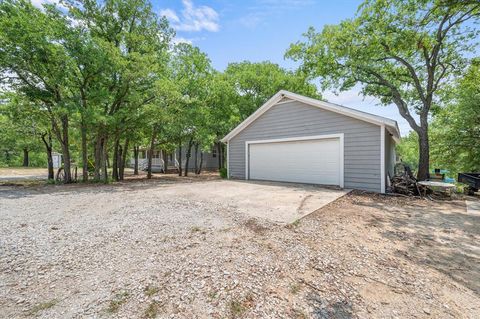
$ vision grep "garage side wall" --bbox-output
[228,100,382,192]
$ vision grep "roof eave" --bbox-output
[221,90,401,143]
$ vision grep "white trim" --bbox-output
[226,142,230,179]
[380,125,386,193]
[221,90,400,143]
[245,133,345,188]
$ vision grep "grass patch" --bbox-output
[228,294,255,318]
[191,226,206,234]
[207,290,218,300]
[144,285,160,297]
[290,308,308,319]
[106,291,129,314]
[28,299,57,315]
[286,219,301,229]
[290,282,302,294]
[229,299,247,318]
[144,301,162,318]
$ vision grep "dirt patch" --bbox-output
[0,184,479,318]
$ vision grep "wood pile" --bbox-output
[389,163,420,196]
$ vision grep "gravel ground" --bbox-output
[0,179,479,318]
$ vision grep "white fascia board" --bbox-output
[380,125,386,193]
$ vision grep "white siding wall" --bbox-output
[228,100,382,192]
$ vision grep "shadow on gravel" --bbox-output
[307,292,353,319]
[356,194,480,295]
[0,175,221,200]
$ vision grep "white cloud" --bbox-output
[238,0,314,29]
[159,8,180,23]
[172,37,193,45]
[160,0,219,33]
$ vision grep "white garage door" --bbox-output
[248,137,342,186]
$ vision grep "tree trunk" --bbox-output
[197,152,204,175]
[112,137,120,181]
[119,138,129,180]
[177,142,183,176]
[61,145,72,183]
[80,117,88,182]
[147,126,157,179]
[41,132,54,180]
[133,146,139,175]
[416,126,430,181]
[217,142,222,169]
[60,115,72,183]
[184,138,194,177]
[102,138,108,182]
[94,135,103,180]
[194,143,199,174]
[22,148,29,167]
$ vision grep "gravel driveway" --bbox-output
[0,179,479,318]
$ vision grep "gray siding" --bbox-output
[228,100,382,192]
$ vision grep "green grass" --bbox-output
[28,299,57,315]
[144,285,160,297]
[286,219,301,229]
[228,294,255,319]
[290,282,302,294]
[144,301,162,318]
[207,290,218,300]
[106,291,129,314]
[228,299,247,318]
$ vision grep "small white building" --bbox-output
[52,152,62,169]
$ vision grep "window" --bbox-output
[212,147,217,158]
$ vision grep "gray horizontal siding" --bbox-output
[228,100,382,192]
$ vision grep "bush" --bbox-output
[219,167,228,179]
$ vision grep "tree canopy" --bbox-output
[0,0,320,182]
[286,0,480,179]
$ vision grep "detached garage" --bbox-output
[221,90,400,193]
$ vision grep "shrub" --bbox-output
[219,168,228,179]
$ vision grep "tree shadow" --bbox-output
[307,291,354,319]
[356,194,480,295]
[0,174,221,200]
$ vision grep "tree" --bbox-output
[0,93,54,177]
[167,43,214,176]
[286,0,480,180]
[430,58,480,174]
[224,61,321,121]
[220,61,321,168]
[0,0,79,182]
[65,0,173,182]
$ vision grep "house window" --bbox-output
[140,150,146,158]
[212,147,217,158]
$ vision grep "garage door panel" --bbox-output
[248,138,341,186]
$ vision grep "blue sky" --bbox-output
[154,0,414,135]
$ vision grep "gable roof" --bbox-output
[221,90,401,143]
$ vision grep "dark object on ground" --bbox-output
[390,163,420,196]
[458,173,480,195]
